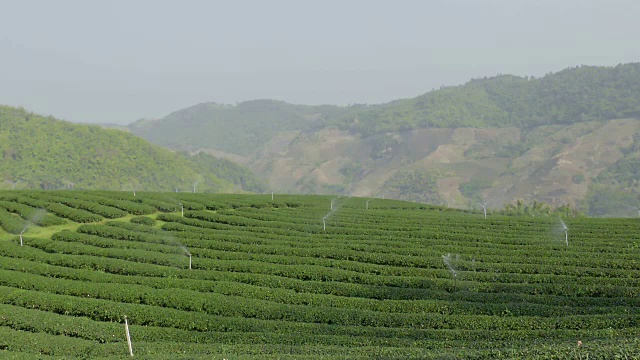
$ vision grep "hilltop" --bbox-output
[128,100,348,158]
[0,106,266,193]
[129,63,640,214]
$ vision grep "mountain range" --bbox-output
[128,63,640,215]
[2,63,640,216]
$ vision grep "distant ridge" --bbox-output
[125,63,640,215]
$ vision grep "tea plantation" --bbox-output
[0,190,638,359]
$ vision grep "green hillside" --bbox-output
[335,63,640,135]
[125,64,640,213]
[131,63,640,155]
[0,106,265,193]
[129,100,348,156]
[0,190,638,358]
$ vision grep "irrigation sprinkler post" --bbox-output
[331,199,334,210]
[19,228,26,246]
[366,200,369,210]
[560,219,569,246]
[322,217,326,232]
[132,189,136,197]
[271,192,274,201]
[179,203,184,217]
[189,254,192,270]
[124,316,133,357]
[482,203,487,219]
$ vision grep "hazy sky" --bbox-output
[1,0,638,124]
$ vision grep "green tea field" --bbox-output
[0,190,638,359]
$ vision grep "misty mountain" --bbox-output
[128,63,640,215]
[129,100,352,157]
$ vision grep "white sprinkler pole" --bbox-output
[124,316,133,357]
[19,228,26,246]
[189,254,192,270]
[561,220,568,246]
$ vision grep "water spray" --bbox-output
[561,219,568,246]
[442,253,459,292]
[180,246,192,269]
[323,197,347,232]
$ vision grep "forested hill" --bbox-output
[0,106,266,192]
[130,63,640,156]
[129,100,348,156]
[334,63,640,136]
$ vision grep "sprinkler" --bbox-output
[561,219,568,246]
[442,253,459,292]
[19,227,26,246]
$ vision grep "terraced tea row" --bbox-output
[0,190,638,359]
